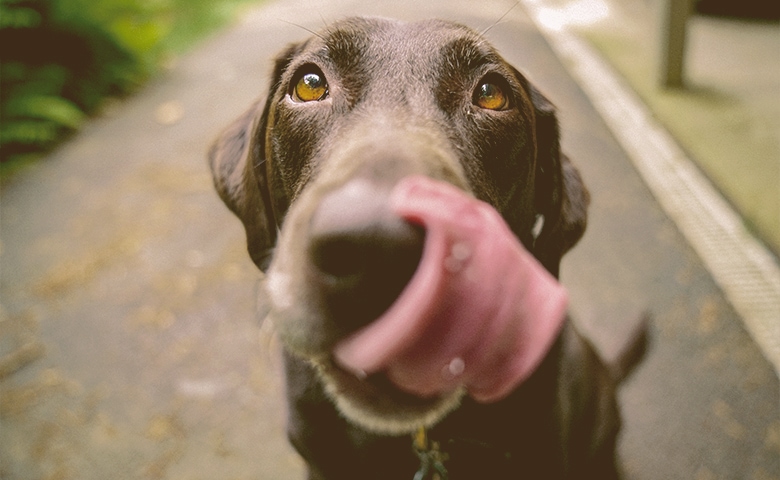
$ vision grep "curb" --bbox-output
[521,0,780,375]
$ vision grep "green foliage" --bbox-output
[0,0,153,161]
[0,2,41,29]
[0,0,260,164]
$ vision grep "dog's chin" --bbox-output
[311,357,465,436]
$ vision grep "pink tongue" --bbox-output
[333,176,568,403]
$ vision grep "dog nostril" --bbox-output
[311,223,424,282]
[312,235,369,281]
[308,187,425,332]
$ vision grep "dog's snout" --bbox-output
[308,181,424,332]
[310,219,423,287]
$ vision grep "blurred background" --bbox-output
[1,0,778,253]
[0,0,263,165]
[1,0,778,478]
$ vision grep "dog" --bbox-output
[209,17,644,479]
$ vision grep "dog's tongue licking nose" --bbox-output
[334,176,568,403]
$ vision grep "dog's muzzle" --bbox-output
[308,179,425,334]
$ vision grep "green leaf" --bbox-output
[111,16,167,56]
[4,95,87,129]
[0,5,42,29]
[0,120,60,147]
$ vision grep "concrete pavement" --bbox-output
[1,0,778,479]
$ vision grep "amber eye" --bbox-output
[293,68,328,102]
[473,80,509,111]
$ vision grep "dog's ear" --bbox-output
[526,83,590,277]
[209,43,301,271]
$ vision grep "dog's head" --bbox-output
[209,17,589,434]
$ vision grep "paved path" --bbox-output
[1,1,778,479]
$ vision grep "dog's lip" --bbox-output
[324,356,449,406]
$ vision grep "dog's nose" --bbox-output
[308,180,424,332]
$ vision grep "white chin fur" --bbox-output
[313,359,465,435]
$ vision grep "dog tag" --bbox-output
[413,427,448,480]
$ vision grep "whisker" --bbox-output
[278,18,325,40]
[481,1,521,36]
[318,11,329,30]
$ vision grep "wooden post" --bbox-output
[661,0,692,88]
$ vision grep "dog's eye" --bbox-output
[473,80,509,111]
[292,69,328,102]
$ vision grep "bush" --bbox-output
[0,0,169,162]
[0,0,259,164]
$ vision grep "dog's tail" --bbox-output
[608,313,650,383]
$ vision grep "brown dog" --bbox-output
[210,17,643,479]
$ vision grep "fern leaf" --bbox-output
[4,95,87,129]
[0,120,59,147]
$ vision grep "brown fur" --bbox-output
[209,17,643,479]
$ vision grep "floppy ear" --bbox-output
[527,83,590,277]
[208,44,301,271]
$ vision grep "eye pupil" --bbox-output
[475,81,508,110]
[480,83,497,97]
[294,70,328,102]
[303,73,323,90]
